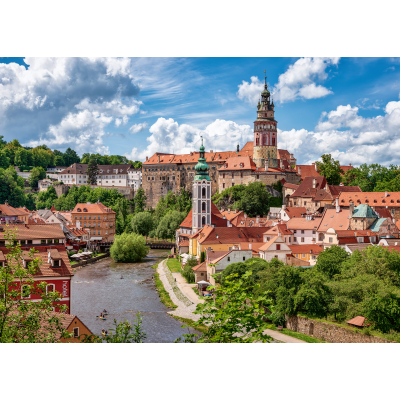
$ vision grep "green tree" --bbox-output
[134,188,147,213]
[315,154,344,185]
[29,166,46,188]
[155,210,186,240]
[102,314,147,343]
[194,271,273,343]
[233,182,272,217]
[131,212,154,237]
[315,245,349,279]
[110,232,149,262]
[0,149,10,169]
[0,166,26,207]
[87,157,99,185]
[0,228,71,342]
[14,148,29,170]
[64,147,80,166]
[36,186,58,210]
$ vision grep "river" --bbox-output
[70,249,197,342]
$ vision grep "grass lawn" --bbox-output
[171,316,208,335]
[167,258,182,273]
[152,262,177,309]
[266,324,327,343]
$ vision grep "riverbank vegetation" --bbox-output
[110,232,149,263]
[152,262,178,309]
[220,245,400,342]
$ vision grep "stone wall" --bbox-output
[54,184,70,198]
[285,315,394,343]
[71,253,110,268]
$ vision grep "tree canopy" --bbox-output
[315,154,344,185]
[110,232,149,263]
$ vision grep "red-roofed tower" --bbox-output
[253,73,278,169]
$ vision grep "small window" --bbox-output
[243,257,245,261]
[46,284,55,293]
[301,230,304,234]
[21,285,31,299]
[276,244,281,250]
[227,257,230,261]
[329,237,333,243]
[73,327,79,338]
[302,254,306,258]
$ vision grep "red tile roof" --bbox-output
[284,207,307,218]
[72,203,115,214]
[328,185,362,199]
[286,218,322,230]
[197,226,267,245]
[283,182,300,190]
[220,156,256,171]
[192,261,207,272]
[0,224,65,240]
[0,204,29,217]
[0,245,73,278]
[295,164,354,179]
[318,209,351,232]
[289,244,324,254]
[180,209,193,228]
[338,192,400,207]
[290,176,328,199]
[264,224,293,236]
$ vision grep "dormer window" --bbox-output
[83,208,88,212]
[77,208,82,212]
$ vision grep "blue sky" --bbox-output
[1,57,400,166]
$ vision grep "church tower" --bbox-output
[253,73,278,168]
[192,137,212,233]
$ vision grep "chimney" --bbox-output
[265,159,269,171]
[349,200,354,216]
[157,155,160,163]
[210,150,213,153]
[256,215,260,223]
[249,243,252,250]
[385,191,388,198]
[312,178,316,189]
[235,209,239,213]
[244,214,248,219]
[314,163,318,171]
[282,205,286,210]
[340,182,344,186]
[280,159,284,169]
[298,166,301,175]
[336,198,340,213]
[146,156,148,161]
[349,163,352,166]
[239,243,241,250]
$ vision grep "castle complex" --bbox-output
[142,77,301,208]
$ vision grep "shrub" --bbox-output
[110,232,149,263]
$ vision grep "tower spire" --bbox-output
[264,70,267,85]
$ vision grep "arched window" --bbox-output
[202,202,206,212]
[202,187,206,197]
[202,216,206,225]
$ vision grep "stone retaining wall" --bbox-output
[71,253,110,268]
[286,315,394,343]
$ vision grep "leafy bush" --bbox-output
[110,232,149,263]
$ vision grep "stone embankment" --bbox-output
[156,259,202,321]
[71,253,110,270]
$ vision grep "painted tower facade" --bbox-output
[192,138,212,233]
[253,76,278,168]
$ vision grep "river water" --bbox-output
[70,249,196,343]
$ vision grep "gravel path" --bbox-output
[157,259,201,321]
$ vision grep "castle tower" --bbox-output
[192,137,212,233]
[253,73,278,168]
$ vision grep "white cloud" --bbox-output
[0,57,141,154]
[278,97,400,166]
[129,122,148,134]
[273,57,339,102]
[125,118,253,161]
[237,76,264,105]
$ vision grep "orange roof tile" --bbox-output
[295,164,353,179]
[0,224,65,240]
[284,207,307,218]
[192,261,207,272]
[197,226,266,245]
[220,156,256,171]
[346,316,366,327]
[0,204,29,217]
[338,192,400,207]
[289,244,324,254]
[72,203,115,214]
[318,209,351,232]
[286,218,322,230]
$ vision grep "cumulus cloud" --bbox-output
[237,76,264,105]
[273,57,339,102]
[125,118,253,161]
[129,122,148,134]
[278,96,400,166]
[0,57,141,154]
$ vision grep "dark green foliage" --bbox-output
[36,185,58,209]
[315,154,344,185]
[87,157,99,185]
[200,251,206,263]
[29,166,46,188]
[134,188,147,213]
[213,182,274,217]
[156,210,187,240]
[315,245,349,279]
[131,212,154,237]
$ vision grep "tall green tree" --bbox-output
[233,182,272,217]
[14,148,29,170]
[131,212,154,237]
[29,166,46,188]
[64,147,80,166]
[155,210,186,240]
[87,157,99,185]
[134,188,147,213]
[315,245,349,279]
[315,154,344,185]
[0,148,10,169]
